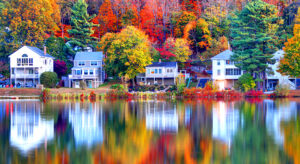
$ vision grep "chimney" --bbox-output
[159,59,161,63]
[44,46,47,56]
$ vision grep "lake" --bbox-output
[0,98,299,164]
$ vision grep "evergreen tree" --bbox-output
[230,0,281,90]
[65,0,98,56]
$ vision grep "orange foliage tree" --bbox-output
[1,0,60,46]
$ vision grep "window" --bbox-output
[155,69,158,74]
[147,69,150,74]
[22,54,28,57]
[159,69,162,74]
[217,69,221,76]
[91,61,97,66]
[17,58,21,66]
[44,60,47,65]
[90,70,94,75]
[79,61,85,66]
[225,68,241,75]
[84,70,88,75]
[28,69,33,74]
[76,70,82,75]
[22,58,29,66]
[217,61,221,65]
[226,60,234,65]
[12,68,15,74]
[29,58,33,66]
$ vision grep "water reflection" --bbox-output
[212,101,242,146]
[0,99,298,163]
[9,100,54,154]
[68,102,103,146]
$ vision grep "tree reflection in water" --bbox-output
[0,99,298,163]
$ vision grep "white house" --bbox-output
[68,52,105,88]
[137,61,189,85]
[9,46,54,87]
[211,50,296,90]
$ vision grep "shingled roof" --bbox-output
[25,46,54,58]
[74,52,104,61]
[211,50,234,60]
[146,62,177,67]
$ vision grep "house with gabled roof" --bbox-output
[68,52,105,88]
[9,46,54,87]
[211,50,296,90]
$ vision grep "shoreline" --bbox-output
[1,88,300,99]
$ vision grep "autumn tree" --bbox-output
[101,26,152,82]
[64,0,98,56]
[203,6,230,39]
[0,0,60,47]
[184,18,212,57]
[279,8,300,77]
[93,0,117,39]
[230,0,281,90]
[163,37,192,62]
[201,36,229,60]
[54,60,68,78]
[171,11,196,38]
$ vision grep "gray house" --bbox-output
[68,52,105,88]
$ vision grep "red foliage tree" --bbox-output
[54,60,67,78]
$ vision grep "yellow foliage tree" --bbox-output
[279,8,300,77]
[1,0,60,46]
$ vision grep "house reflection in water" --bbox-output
[68,102,104,147]
[212,101,241,146]
[10,100,54,154]
[265,99,298,145]
[145,101,179,132]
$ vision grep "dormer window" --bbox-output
[217,61,221,65]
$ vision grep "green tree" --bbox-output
[64,0,98,57]
[45,36,66,60]
[40,72,58,88]
[102,26,152,81]
[278,8,300,77]
[230,0,281,90]
[237,73,256,92]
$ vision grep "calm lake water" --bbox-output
[0,99,299,164]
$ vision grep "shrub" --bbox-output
[110,84,125,91]
[176,73,186,95]
[40,72,58,88]
[245,90,263,97]
[41,88,50,100]
[237,73,256,92]
[79,80,87,90]
[274,83,290,97]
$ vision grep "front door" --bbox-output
[75,81,80,88]
[87,80,93,88]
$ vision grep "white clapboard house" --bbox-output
[9,46,54,87]
[211,50,296,90]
